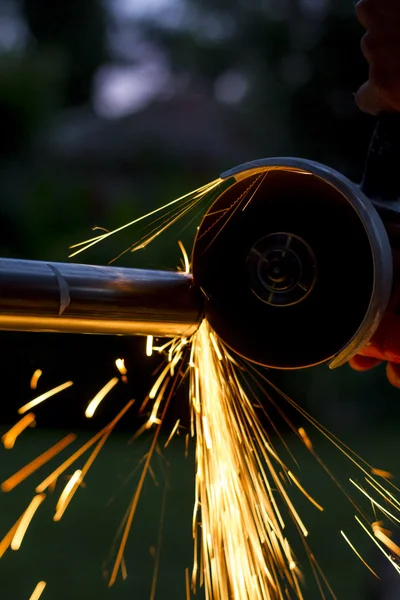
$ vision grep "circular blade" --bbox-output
[192,166,380,369]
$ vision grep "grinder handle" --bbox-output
[360,112,400,203]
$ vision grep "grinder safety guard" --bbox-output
[0,113,399,372]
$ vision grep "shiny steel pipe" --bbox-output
[0,259,203,337]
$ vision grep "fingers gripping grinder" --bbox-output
[192,113,400,369]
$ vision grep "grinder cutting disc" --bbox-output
[192,160,392,369]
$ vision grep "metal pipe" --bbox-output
[0,258,203,337]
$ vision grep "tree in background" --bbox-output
[21,0,107,107]
[129,0,373,176]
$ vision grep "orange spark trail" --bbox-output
[11,494,46,550]
[108,373,181,587]
[30,370,42,390]
[85,377,119,418]
[18,381,73,414]
[1,434,76,492]
[2,413,36,449]
[36,401,134,494]
[29,581,46,600]
[115,358,127,375]
[54,470,82,521]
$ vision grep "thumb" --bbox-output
[348,354,382,371]
[386,363,400,389]
[355,81,386,116]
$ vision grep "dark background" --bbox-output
[0,0,399,598]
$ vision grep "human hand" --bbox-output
[355,0,400,115]
[348,304,400,388]
[349,354,400,389]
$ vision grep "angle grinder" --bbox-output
[0,114,399,374]
[192,113,400,370]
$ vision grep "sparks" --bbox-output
[29,581,46,600]
[2,413,36,449]
[340,531,379,579]
[18,381,73,415]
[54,470,82,521]
[146,335,154,357]
[372,521,400,557]
[36,401,134,494]
[191,320,308,599]
[115,358,127,375]
[68,178,224,258]
[178,240,190,274]
[164,419,180,448]
[11,494,46,550]
[85,377,119,418]
[2,433,77,492]
[30,369,42,390]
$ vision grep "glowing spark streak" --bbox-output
[185,434,189,458]
[30,370,42,390]
[198,174,263,254]
[168,339,179,363]
[68,179,223,257]
[169,339,187,376]
[209,332,223,361]
[149,363,171,400]
[1,434,76,492]
[185,568,191,600]
[308,553,337,599]
[147,379,170,428]
[371,468,393,480]
[189,341,195,368]
[11,494,46,550]
[192,321,308,599]
[153,339,175,353]
[365,477,400,512]
[287,471,324,512]
[2,413,35,449]
[115,358,127,375]
[54,470,82,521]
[241,171,268,212]
[85,377,119,418]
[108,377,178,587]
[29,582,46,600]
[355,515,400,575]
[365,476,400,508]
[373,523,400,557]
[259,374,377,480]
[18,381,73,415]
[340,531,379,579]
[256,369,400,528]
[178,240,190,273]
[350,479,400,525]
[298,428,313,451]
[164,419,180,448]
[106,196,202,265]
[56,413,131,520]
[121,556,128,580]
[36,401,134,493]
[0,516,23,558]
[127,198,202,256]
[146,336,154,357]
[202,416,212,449]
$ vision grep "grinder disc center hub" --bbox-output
[247,232,317,307]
